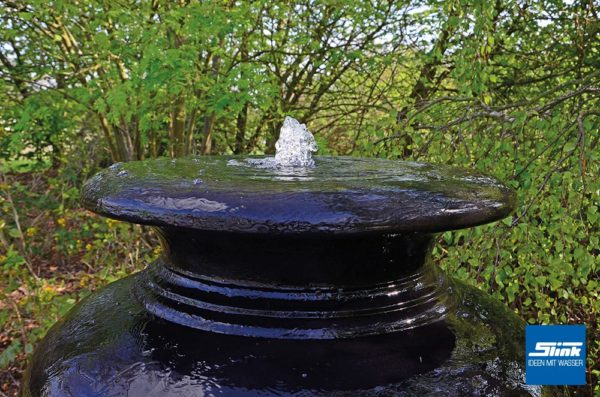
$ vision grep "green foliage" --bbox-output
[0,164,157,394]
[1,0,405,160]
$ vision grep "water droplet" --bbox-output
[301,373,308,378]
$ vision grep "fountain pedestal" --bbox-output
[24,156,560,396]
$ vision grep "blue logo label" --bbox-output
[526,325,586,385]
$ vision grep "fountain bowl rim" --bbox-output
[81,155,517,235]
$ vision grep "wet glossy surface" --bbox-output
[25,271,553,396]
[25,156,563,396]
[135,232,450,339]
[81,156,516,234]
[24,228,561,396]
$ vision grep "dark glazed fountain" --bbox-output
[25,118,554,396]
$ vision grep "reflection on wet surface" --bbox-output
[24,154,563,396]
[24,271,558,396]
[81,156,516,234]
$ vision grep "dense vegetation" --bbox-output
[0,0,598,395]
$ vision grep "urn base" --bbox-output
[24,269,561,397]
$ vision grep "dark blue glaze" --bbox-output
[24,156,563,396]
[80,156,516,234]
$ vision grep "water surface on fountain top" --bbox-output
[82,156,516,234]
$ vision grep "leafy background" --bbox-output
[0,1,598,396]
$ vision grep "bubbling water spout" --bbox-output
[274,117,318,167]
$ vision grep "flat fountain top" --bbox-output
[81,156,515,234]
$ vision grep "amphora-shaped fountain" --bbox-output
[25,118,561,396]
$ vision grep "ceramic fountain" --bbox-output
[24,117,560,396]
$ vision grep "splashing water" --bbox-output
[274,117,318,167]
[227,116,317,170]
